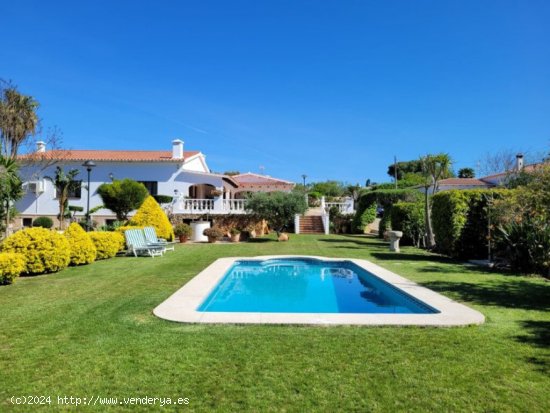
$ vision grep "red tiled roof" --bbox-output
[480,163,544,180]
[439,178,492,186]
[232,172,295,186]
[19,149,200,162]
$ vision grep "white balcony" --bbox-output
[171,197,248,215]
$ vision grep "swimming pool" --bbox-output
[154,256,485,326]
[198,258,437,314]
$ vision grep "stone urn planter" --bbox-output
[387,230,403,252]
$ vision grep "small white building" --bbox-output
[16,139,293,228]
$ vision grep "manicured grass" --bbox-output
[1,235,549,412]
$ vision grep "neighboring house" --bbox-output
[16,139,294,228]
[419,154,547,194]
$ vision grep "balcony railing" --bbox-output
[171,197,248,215]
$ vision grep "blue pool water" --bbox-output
[198,258,437,314]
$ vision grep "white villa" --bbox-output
[16,139,295,228]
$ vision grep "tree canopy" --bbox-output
[245,191,307,236]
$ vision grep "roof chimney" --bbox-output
[516,153,524,171]
[172,139,184,160]
[36,141,46,153]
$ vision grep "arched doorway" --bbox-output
[188,184,216,199]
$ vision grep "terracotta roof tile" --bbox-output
[439,178,493,186]
[19,149,200,162]
[232,172,295,186]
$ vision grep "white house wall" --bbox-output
[16,159,223,219]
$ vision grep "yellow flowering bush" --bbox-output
[89,232,125,260]
[129,196,174,241]
[2,227,70,275]
[64,223,97,265]
[0,252,26,284]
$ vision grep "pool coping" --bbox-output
[153,255,485,326]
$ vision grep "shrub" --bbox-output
[129,196,174,241]
[2,227,70,274]
[329,207,354,234]
[89,232,125,260]
[97,179,149,220]
[390,202,425,247]
[64,223,96,265]
[203,227,224,239]
[0,252,26,284]
[245,191,308,236]
[432,189,512,258]
[152,194,174,204]
[229,228,241,235]
[355,189,422,238]
[116,225,145,235]
[174,223,192,237]
[352,203,376,233]
[32,216,53,228]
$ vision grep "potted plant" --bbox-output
[174,223,192,243]
[229,228,241,242]
[210,189,223,197]
[203,227,224,243]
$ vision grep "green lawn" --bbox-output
[1,235,548,412]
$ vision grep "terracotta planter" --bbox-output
[178,235,188,243]
[230,233,240,243]
[207,236,218,243]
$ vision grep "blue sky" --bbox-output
[1,0,549,184]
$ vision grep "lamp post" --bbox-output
[82,161,96,231]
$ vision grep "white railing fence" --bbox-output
[171,196,248,214]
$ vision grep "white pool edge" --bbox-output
[153,255,485,326]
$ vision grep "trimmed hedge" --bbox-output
[2,227,70,275]
[32,216,54,228]
[390,201,425,247]
[0,252,26,284]
[89,232,125,260]
[355,189,422,237]
[129,196,175,241]
[352,203,376,233]
[432,189,512,258]
[64,223,97,265]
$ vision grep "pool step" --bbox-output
[299,216,325,234]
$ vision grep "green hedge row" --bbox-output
[431,189,512,258]
[390,201,425,247]
[355,189,422,236]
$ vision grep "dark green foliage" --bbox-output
[32,216,53,228]
[387,160,423,180]
[390,202,425,247]
[352,203,376,233]
[496,218,550,275]
[355,189,422,237]
[97,179,148,220]
[432,189,511,258]
[328,207,354,234]
[245,191,308,236]
[458,168,475,178]
[152,194,174,204]
[68,205,84,212]
[309,181,345,199]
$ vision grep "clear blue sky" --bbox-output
[1,0,549,184]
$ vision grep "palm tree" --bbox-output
[52,167,79,230]
[421,154,452,249]
[0,84,39,158]
[0,156,23,237]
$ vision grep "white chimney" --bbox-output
[516,153,524,171]
[36,141,46,153]
[172,139,184,160]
